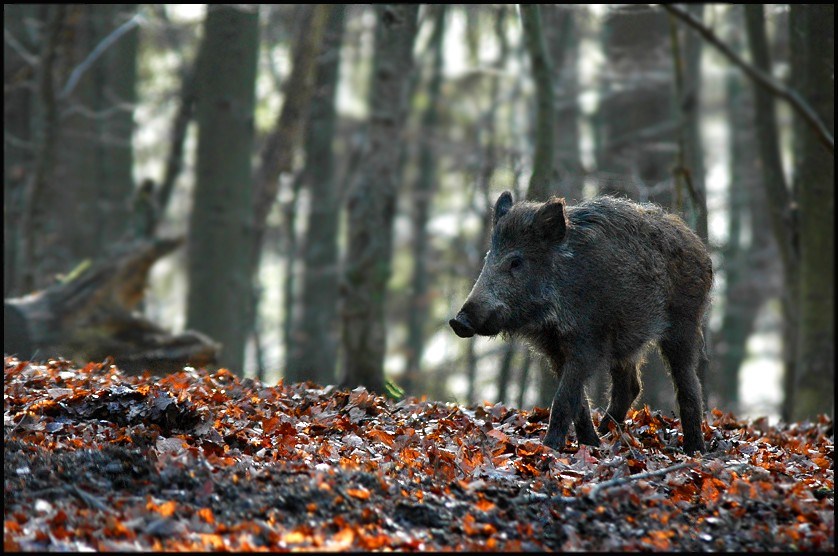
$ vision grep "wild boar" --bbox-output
[449,192,712,454]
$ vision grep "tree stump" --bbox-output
[4,237,219,374]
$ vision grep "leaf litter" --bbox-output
[4,356,834,551]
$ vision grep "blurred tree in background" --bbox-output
[3,4,833,423]
[6,5,139,293]
[286,4,346,387]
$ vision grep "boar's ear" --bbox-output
[534,197,568,242]
[493,191,513,226]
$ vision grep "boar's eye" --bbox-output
[507,256,523,272]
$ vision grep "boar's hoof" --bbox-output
[683,438,706,455]
[449,314,475,338]
[542,431,566,451]
[576,430,601,447]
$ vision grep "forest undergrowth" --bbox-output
[4,356,833,551]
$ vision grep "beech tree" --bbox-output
[341,4,419,393]
[788,4,834,421]
[404,5,447,395]
[286,5,347,386]
[186,5,259,373]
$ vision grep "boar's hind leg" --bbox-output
[574,389,600,446]
[660,323,706,454]
[543,350,604,450]
[598,359,642,435]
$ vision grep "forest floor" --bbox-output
[3,356,834,552]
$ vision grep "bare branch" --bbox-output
[588,461,695,500]
[4,28,39,66]
[59,12,144,100]
[660,4,833,154]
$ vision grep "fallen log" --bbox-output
[4,237,218,374]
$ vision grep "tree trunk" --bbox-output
[19,5,66,294]
[542,4,585,201]
[743,5,800,421]
[251,5,328,279]
[712,40,778,411]
[281,170,304,376]
[596,4,679,413]
[49,5,139,286]
[285,6,347,386]
[670,4,708,242]
[520,4,557,201]
[341,4,419,393]
[246,5,328,380]
[789,4,834,421]
[287,5,346,386]
[403,5,447,395]
[4,5,42,297]
[186,5,259,374]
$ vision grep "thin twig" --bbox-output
[71,484,111,511]
[661,4,833,154]
[588,461,694,500]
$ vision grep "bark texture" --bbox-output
[286,5,347,386]
[341,4,419,393]
[186,5,259,373]
[789,4,834,421]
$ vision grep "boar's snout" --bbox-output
[450,299,503,337]
[449,312,475,338]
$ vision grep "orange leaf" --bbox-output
[358,532,391,550]
[475,498,495,512]
[199,534,225,550]
[147,499,177,517]
[346,487,371,500]
[282,531,307,544]
[700,479,721,503]
[367,429,395,447]
[812,457,830,470]
[330,527,355,550]
[197,508,215,524]
[486,429,509,444]
[463,513,497,536]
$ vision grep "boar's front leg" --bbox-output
[543,349,604,450]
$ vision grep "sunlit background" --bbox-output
[8,5,826,425]
[128,5,791,421]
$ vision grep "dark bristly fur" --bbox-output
[449,192,713,454]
